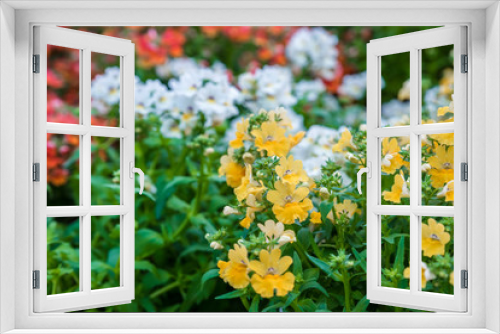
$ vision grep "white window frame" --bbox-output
[1,1,499,333]
[365,26,467,312]
[33,25,136,312]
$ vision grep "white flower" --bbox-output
[338,72,367,100]
[223,206,240,216]
[91,67,121,113]
[295,79,326,101]
[169,72,203,98]
[381,100,410,127]
[160,118,182,138]
[424,86,451,118]
[210,241,224,250]
[238,65,296,111]
[156,57,199,78]
[286,27,339,80]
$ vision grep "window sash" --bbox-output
[366,26,468,312]
[33,25,136,313]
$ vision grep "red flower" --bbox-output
[161,29,186,58]
[134,28,168,69]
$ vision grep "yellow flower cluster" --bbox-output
[216,108,360,299]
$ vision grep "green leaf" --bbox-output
[394,236,405,274]
[262,302,284,312]
[303,268,320,282]
[215,289,245,300]
[352,248,367,273]
[135,229,165,259]
[352,296,370,312]
[320,201,333,222]
[155,176,195,219]
[300,281,329,297]
[201,268,220,288]
[306,254,333,277]
[249,295,260,312]
[382,233,409,245]
[135,260,158,275]
[292,252,303,277]
[166,195,190,213]
[297,228,311,250]
[298,299,316,312]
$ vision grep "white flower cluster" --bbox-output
[294,79,326,102]
[338,71,367,100]
[286,27,339,81]
[381,100,410,127]
[91,67,121,114]
[238,65,297,112]
[291,125,347,182]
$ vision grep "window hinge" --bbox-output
[461,162,468,181]
[33,163,40,182]
[33,54,40,73]
[461,270,468,289]
[33,270,40,289]
[461,54,468,73]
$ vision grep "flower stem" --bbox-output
[341,267,352,312]
[240,296,250,311]
[150,281,181,299]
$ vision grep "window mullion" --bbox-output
[82,47,92,294]
[409,47,421,294]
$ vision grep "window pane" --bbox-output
[91,215,120,290]
[421,133,454,206]
[381,136,410,205]
[91,136,120,205]
[381,52,410,127]
[381,215,410,289]
[420,216,454,295]
[91,52,121,127]
[47,45,80,124]
[47,217,80,295]
[47,134,80,206]
[421,45,454,124]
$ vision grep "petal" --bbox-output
[277,255,293,275]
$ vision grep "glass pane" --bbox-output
[91,215,120,290]
[47,217,80,295]
[381,136,410,205]
[420,216,454,295]
[91,136,121,205]
[421,45,454,124]
[47,134,80,206]
[421,133,454,206]
[381,52,410,127]
[381,215,410,289]
[47,45,80,124]
[91,52,121,127]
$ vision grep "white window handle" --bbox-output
[357,162,372,195]
[129,161,145,195]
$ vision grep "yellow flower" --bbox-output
[428,145,454,188]
[429,124,454,146]
[403,262,436,287]
[331,199,358,221]
[449,271,454,286]
[218,244,250,289]
[421,218,450,257]
[310,211,322,224]
[267,180,313,224]
[234,164,266,202]
[333,129,356,153]
[249,248,295,298]
[276,155,309,185]
[229,118,251,149]
[240,194,264,229]
[437,180,454,202]
[266,107,294,129]
[288,131,305,149]
[381,138,405,175]
[398,80,410,101]
[439,68,454,96]
[257,220,296,248]
[252,121,290,157]
[382,171,410,204]
[219,148,246,188]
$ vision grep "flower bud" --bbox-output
[204,147,215,156]
[210,241,223,250]
[243,152,255,164]
[421,163,432,172]
[223,206,240,216]
[319,187,330,199]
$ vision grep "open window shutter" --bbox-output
[33,26,135,312]
[365,26,467,312]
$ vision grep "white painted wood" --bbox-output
[8,5,489,333]
[33,26,135,313]
[366,26,467,312]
